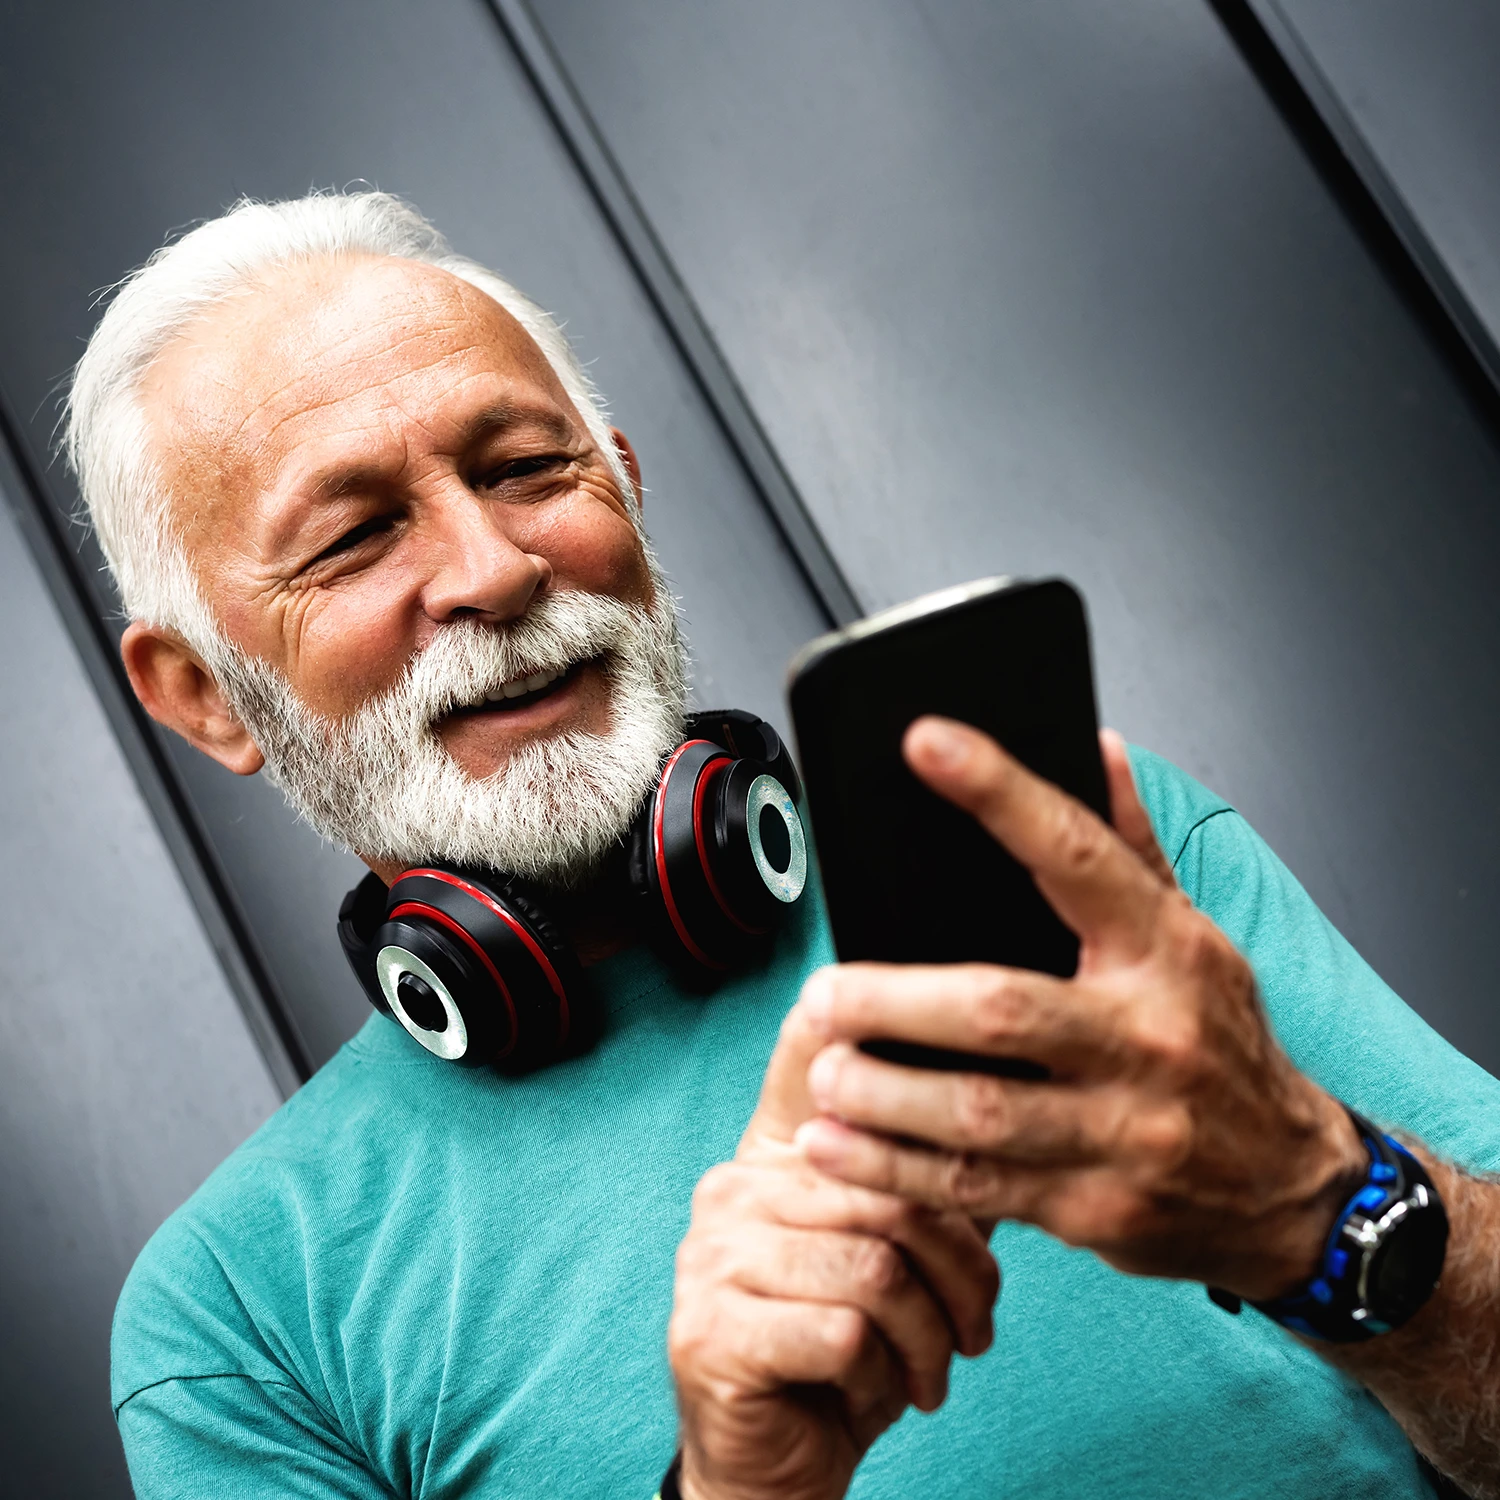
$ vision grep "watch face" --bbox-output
[1366,1203,1450,1325]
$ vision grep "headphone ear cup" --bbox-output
[712,759,808,926]
[629,739,739,975]
[339,871,397,1016]
[629,734,807,978]
[686,708,802,804]
[368,867,582,1072]
[482,877,597,1060]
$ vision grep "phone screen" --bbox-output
[788,576,1108,986]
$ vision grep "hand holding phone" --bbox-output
[787,577,1109,1077]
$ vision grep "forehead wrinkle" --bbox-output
[228,265,554,451]
[228,335,491,465]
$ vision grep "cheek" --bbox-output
[528,484,650,601]
[282,582,423,717]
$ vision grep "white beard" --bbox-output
[213,572,689,889]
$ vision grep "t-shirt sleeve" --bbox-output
[113,1176,389,1498]
[118,1374,389,1499]
[1174,805,1500,1174]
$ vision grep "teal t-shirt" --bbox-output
[113,751,1500,1497]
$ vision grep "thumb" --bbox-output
[739,967,840,1159]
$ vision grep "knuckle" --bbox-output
[850,1238,909,1300]
[953,1075,1011,1147]
[969,970,1026,1049]
[880,1195,924,1238]
[818,1306,870,1368]
[1127,1008,1203,1078]
[691,1163,741,1216]
[676,1229,730,1283]
[1127,1105,1193,1172]
[1049,1182,1150,1250]
[1050,798,1106,876]
[940,1150,999,1210]
[667,1307,711,1374]
[779,994,823,1048]
[1098,1193,1154,1249]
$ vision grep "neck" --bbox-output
[548,866,643,967]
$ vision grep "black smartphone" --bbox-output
[786,576,1109,1077]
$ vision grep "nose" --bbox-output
[418,486,553,625]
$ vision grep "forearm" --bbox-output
[1321,1156,1500,1498]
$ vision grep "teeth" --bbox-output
[478,665,565,708]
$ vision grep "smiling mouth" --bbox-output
[446,656,596,718]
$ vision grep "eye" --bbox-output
[483,453,568,486]
[309,515,394,568]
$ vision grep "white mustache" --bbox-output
[384,589,646,737]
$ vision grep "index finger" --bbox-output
[801,961,1121,1077]
[904,717,1164,957]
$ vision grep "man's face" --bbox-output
[143,254,653,782]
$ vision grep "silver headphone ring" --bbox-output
[745,774,808,905]
[375,945,470,1060]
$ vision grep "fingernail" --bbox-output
[915,718,970,771]
[807,1046,844,1105]
[799,967,835,1025]
[792,1119,832,1158]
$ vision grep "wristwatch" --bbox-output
[1210,1108,1449,1342]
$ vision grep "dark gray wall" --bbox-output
[534,0,1500,1074]
[0,462,281,1500]
[5,1,1500,1494]
[0,0,828,1075]
[1256,0,1500,390]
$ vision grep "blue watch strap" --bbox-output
[1209,1108,1447,1342]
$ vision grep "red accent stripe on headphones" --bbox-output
[401,867,572,1047]
[390,900,519,1057]
[654,741,729,971]
[693,756,768,936]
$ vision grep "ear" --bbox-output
[120,621,265,776]
[608,426,643,503]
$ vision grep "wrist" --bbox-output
[673,1442,717,1500]
[1250,1110,1449,1341]
[658,1450,686,1500]
[1261,1092,1369,1300]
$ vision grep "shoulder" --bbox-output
[112,1031,397,1411]
[1126,744,1236,867]
[1127,747,1500,1172]
[1126,746,1302,926]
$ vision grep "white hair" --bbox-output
[64,190,634,674]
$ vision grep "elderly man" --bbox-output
[79,192,1499,1500]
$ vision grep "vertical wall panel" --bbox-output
[535,0,1500,1073]
[1251,0,1500,393]
[0,468,281,1500]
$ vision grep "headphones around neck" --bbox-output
[337,710,808,1073]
